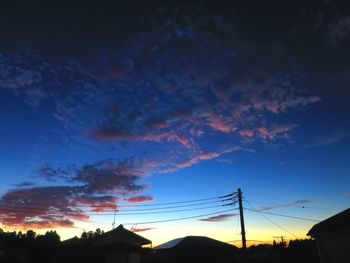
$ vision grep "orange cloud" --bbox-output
[126,195,154,204]
[131,227,155,233]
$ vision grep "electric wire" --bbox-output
[244,198,299,238]
[228,240,270,243]
[0,199,235,215]
[0,192,236,209]
[244,208,321,222]
[122,208,239,225]
[0,203,236,216]
[244,199,335,211]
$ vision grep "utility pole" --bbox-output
[237,188,247,250]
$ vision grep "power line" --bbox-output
[0,193,238,230]
[244,208,321,222]
[228,240,270,243]
[0,199,234,215]
[116,199,234,212]
[244,199,298,238]
[299,206,336,211]
[0,192,235,209]
[122,208,238,225]
[105,204,236,215]
[244,199,335,211]
[0,203,236,216]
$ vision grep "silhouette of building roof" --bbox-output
[307,208,350,238]
[154,236,235,249]
[62,236,80,245]
[93,224,151,248]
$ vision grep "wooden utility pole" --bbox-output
[238,188,247,250]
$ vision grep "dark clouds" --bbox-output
[0,0,349,229]
[0,186,86,229]
[198,213,238,222]
[0,159,147,228]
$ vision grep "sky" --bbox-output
[0,0,349,246]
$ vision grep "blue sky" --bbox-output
[0,0,349,245]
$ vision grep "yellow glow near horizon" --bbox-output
[1,218,311,247]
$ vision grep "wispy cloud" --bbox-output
[198,213,238,222]
[239,129,255,138]
[0,8,323,230]
[310,131,350,147]
[0,27,319,161]
[131,227,155,233]
[126,195,154,204]
[13,181,35,187]
[176,147,241,169]
[257,124,298,140]
[258,200,313,212]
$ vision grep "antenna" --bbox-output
[112,209,117,229]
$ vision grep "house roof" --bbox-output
[62,236,80,245]
[154,236,236,250]
[93,224,151,247]
[307,208,350,237]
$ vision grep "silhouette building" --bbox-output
[308,208,350,263]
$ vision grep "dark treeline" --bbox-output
[0,228,318,263]
[80,228,104,240]
[0,228,60,263]
[243,239,318,263]
[0,228,109,263]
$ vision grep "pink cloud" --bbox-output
[258,127,274,139]
[92,129,193,148]
[177,146,241,169]
[175,136,190,146]
[131,227,155,233]
[250,92,320,114]
[72,195,118,212]
[239,129,255,138]
[142,160,162,168]
[92,131,164,142]
[231,104,252,120]
[0,159,148,229]
[126,195,154,204]
[279,96,321,112]
[258,124,297,140]
[0,186,89,229]
[202,112,233,133]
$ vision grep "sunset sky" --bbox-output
[0,0,349,246]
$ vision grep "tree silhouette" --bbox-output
[0,228,62,263]
[80,228,104,240]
